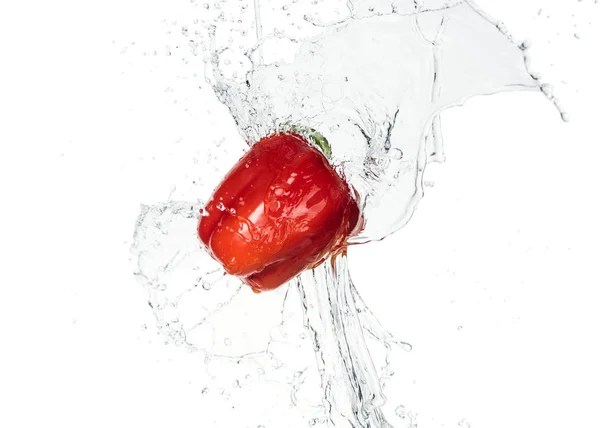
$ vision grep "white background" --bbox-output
[1,1,599,427]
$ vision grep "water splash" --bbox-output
[132,201,242,350]
[297,254,404,427]
[129,0,562,426]
[204,0,554,243]
[132,201,410,427]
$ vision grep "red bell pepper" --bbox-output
[198,131,360,293]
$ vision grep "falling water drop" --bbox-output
[458,419,471,428]
[395,405,406,419]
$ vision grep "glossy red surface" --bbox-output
[198,132,360,292]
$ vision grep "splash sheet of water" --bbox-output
[131,0,556,426]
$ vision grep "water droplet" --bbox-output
[224,337,232,346]
[407,411,418,428]
[520,39,532,50]
[201,387,209,395]
[389,148,403,160]
[216,202,226,211]
[457,325,463,331]
[458,419,471,428]
[395,405,406,419]
[541,83,554,97]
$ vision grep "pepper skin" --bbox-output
[198,132,360,293]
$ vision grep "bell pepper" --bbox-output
[198,131,360,293]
